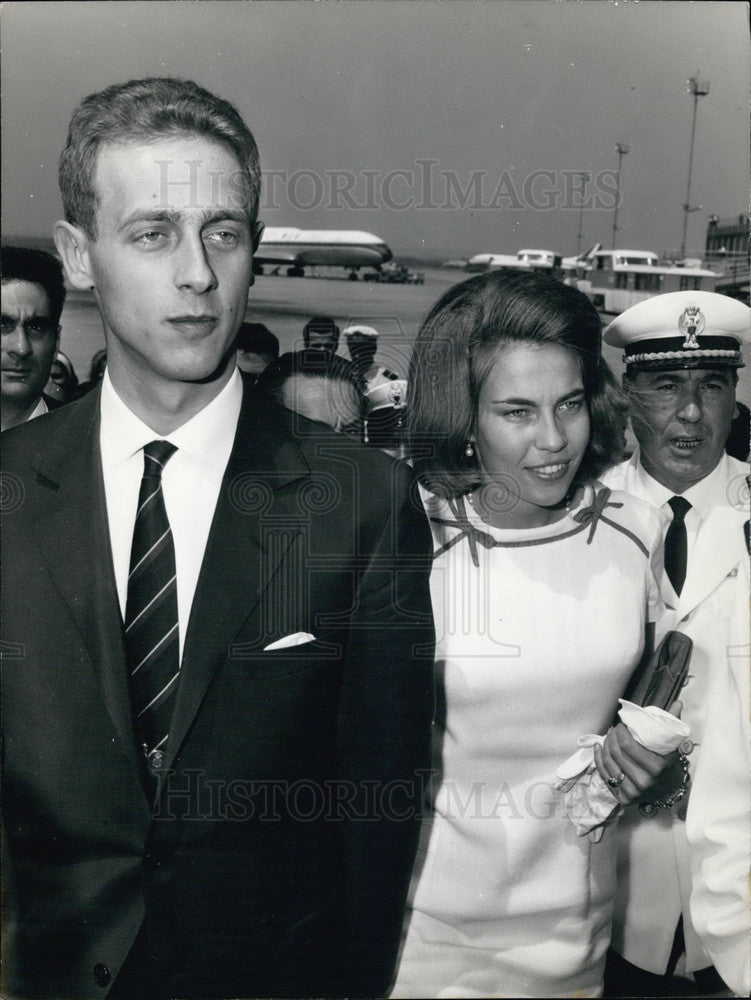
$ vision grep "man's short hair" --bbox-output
[1,246,66,326]
[59,77,262,239]
[235,322,279,358]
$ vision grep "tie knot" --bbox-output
[143,440,177,478]
[668,495,691,521]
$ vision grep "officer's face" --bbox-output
[626,367,736,493]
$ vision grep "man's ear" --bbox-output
[54,221,95,291]
[251,220,265,254]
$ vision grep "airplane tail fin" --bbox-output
[581,242,602,260]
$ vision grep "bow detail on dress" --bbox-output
[430,495,497,567]
[572,487,623,544]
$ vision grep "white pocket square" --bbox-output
[263,632,316,651]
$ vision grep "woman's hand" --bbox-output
[594,701,683,806]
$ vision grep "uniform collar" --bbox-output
[634,447,735,521]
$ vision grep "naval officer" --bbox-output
[600,290,750,996]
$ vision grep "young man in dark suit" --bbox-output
[1,77,434,1000]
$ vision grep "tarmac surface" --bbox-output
[60,267,749,404]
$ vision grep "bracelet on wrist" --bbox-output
[639,752,691,818]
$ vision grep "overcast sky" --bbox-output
[2,1,748,258]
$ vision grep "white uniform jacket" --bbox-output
[686,565,750,996]
[601,450,750,976]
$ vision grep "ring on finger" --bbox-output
[607,771,626,789]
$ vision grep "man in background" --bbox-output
[601,290,750,997]
[344,323,401,392]
[303,314,340,355]
[1,245,66,430]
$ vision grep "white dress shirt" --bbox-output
[27,396,49,421]
[626,457,727,603]
[99,369,243,658]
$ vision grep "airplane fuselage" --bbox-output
[256,227,393,272]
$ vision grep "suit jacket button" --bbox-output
[679,739,694,755]
[93,963,111,987]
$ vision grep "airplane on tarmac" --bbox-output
[466,243,602,274]
[254,227,393,279]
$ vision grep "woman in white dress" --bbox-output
[391,271,679,999]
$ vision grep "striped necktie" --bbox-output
[664,495,691,597]
[125,440,179,781]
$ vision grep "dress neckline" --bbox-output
[422,483,649,567]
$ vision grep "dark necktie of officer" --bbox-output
[124,440,179,782]
[664,496,691,596]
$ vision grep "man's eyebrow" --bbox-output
[119,209,180,230]
[119,208,249,230]
[644,370,731,384]
[644,372,683,383]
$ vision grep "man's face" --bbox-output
[79,135,257,393]
[305,330,338,354]
[1,279,59,410]
[627,367,736,493]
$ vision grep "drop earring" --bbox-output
[465,441,474,458]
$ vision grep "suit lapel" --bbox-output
[28,392,138,757]
[163,388,311,775]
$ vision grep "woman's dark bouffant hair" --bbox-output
[408,269,627,499]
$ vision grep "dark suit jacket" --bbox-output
[1,380,435,999]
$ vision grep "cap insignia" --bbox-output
[388,383,405,408]
[678,306,706,349]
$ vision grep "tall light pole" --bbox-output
[575,172,588,255]
[611,141,629,249]
[680,74,709,259]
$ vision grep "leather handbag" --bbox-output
[622,630,693,710]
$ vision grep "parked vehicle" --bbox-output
[362,262,425,284]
